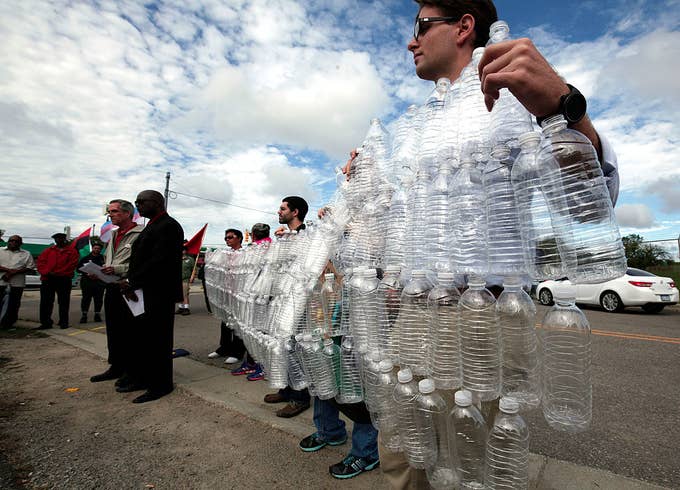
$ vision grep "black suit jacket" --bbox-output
[127,212,184,304]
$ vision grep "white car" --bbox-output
[536,268,678,313]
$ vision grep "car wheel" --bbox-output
[642,304,665,314]
[600,291,623,313]
[538,288,553,306]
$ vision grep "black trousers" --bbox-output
[39,276,72,328]
[104,285,137,377]
[137,295,175,393]
[80,277,104,315]
[217,321,246,358]
[0,286,24,328]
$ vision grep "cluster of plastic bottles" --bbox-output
[202,18,624,490]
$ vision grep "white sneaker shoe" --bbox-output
[208,351,221,359]
[224,357,239,364]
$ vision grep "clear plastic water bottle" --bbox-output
[321,273,342,336]
[457,48,491,150]
[323,338,341,393]
[377,266,403,363]
[486,21,534,152]
[459,275,500,401]
[350,268,380,351]
[393,368,427,469]
[426,160,454,273]
[418,78,451,171]
[485,396,530,489]
[337,335,363,404]
[428,272,462,390]
[391,104,423,181]
[541,284,591,432]
[449,389,487,490]
[539,114,627,283]
[375,359,401,452]
[484,145,524,276]
[497,277,540,410]
[286,336,308,391]
[305,277,326,334]
[397,270,435,375]
[403,171,431,274]
[511,131,569,280]
[450,152,488,276]
[361,348,383,422]
[415,379,458,489]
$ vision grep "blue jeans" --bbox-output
[313,397,378,460]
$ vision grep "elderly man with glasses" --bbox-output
[0,235,36,330]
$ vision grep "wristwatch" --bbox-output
[536,83,587,127]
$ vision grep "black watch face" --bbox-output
[565,92,587,123]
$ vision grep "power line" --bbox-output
[169,190,277,216]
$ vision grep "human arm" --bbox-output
[478,38,602,160]
[340,149,359,181]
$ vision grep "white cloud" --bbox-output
[615,204,657,228]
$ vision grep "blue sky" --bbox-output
[1,0,678,257]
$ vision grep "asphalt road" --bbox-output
[14,288,680,488]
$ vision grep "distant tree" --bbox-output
[622,234,671,269]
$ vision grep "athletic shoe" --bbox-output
[246,367,264,381]
[329,454,380,479]
[207,351,221,359]
[224,357,239,364]
[299,433,347,452]
[231,363,257,376]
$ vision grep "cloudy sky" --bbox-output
[1,0,678,255]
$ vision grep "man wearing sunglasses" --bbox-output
[353,1,618,487]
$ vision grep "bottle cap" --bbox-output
[499,396,520,413]
[397,368,413,383]
[502,276,521,287]
[455,389,472,406]
[378,359,394,372]
[467,275,486,287]
[412,270,427,278]
[384,265,401,274]
[418,379,435,394]
[437,272,456,281]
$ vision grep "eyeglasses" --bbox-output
[225,235,237,241]
[413,16,458,40]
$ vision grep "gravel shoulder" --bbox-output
[0,328,387,490]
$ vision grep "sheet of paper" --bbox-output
[123,289,145,317]
[79,262,120,284]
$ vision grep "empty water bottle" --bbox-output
[337,335,363,404]
[541,284,591,432]
[459,275,500,401]
[393,368,427,469]
[497,277,540,410]
[428,272,462,390]
[397,270,435,375]
[539,114,627,283]
[415,379,458,489]
[485,397,530,489]
[375,359,401,452]
[449,389,487,490]
[512,131,568,280]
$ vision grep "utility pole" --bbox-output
[164,171,171,209]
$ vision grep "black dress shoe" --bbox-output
[116,383,146,393]
[90,368,123,383]
[37,325,53,330]
[132,389,173,404]
[94,313,102,322]
[59,325,70,330]
[114,374,130,387]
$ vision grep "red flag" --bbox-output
[185,224,208,256]
[71,228,91,250]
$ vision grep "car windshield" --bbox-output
[627,268,656,277]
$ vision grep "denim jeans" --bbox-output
[313,397,378,459]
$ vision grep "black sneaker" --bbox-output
[299,432,347,452]
[329,454,379,479]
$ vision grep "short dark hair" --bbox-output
[415,0,498,47]
[282,196,308,221]
[251,223,270,241]
[225,228,243,242]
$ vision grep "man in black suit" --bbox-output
[122,190,183,404]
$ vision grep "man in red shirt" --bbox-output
[36,232,79,329]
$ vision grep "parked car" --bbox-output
[536,268,678,313]
[24,270,41,289]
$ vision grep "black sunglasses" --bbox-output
[413,16,458,40]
